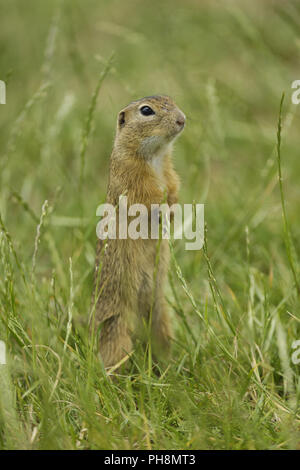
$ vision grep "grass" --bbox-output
[0,0,300,450]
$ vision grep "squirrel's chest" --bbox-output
[148,153,167,191]
[150,153,164,176]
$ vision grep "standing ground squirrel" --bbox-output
[92,95,185,368]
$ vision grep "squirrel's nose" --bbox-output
[176,113,186,128]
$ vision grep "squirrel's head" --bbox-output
[114,95,185,159]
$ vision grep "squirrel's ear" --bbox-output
[118,110,126,129]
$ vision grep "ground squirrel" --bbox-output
[92,95,185,368]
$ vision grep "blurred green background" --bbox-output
[0,0,300,450]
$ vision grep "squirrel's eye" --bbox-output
[140,106,155,116]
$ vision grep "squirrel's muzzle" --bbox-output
[175,111,186,131]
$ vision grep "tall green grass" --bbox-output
[0,0,300,449]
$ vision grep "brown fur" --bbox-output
[92,95,185,368]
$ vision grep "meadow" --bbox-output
[0,0,300,449]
